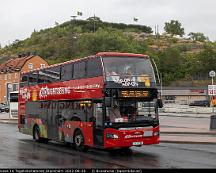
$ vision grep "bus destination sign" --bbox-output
[119,90,149,98]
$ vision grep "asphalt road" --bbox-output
[0,123,216,168]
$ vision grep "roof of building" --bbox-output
[0,55,39,73]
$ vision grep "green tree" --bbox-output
[85,16,102,32]
[164,20,185,37]
[157,47,186,84]
[194,44,216,78]
[188,32,208,42]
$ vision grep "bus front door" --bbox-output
[93,103,104,147]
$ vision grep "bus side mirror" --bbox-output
[157,99,163,108]
[105,97,112,107]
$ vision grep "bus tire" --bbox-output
[73,130,88,152]
[33,125,42,142]
[42,138,49,143]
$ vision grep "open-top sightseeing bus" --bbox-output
[18,52,162,151]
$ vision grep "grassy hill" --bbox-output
[0,18,215,86]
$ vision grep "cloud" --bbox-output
[0,0,216,46]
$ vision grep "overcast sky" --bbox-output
[0,0,215,47]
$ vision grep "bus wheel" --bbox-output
[73,130,88,152]
[33,126,42,142]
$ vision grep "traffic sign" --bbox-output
[8,84,12,89]
[208,85,216,95]
[209,71,216,77]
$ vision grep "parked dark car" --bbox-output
[0,104,9,113]
[189,100,210,107]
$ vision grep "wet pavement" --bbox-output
[0,123,122,168]
[1,111,216,144]
[160,115,216,144]
[0,123,216,168]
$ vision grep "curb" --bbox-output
[160,140,216,145]
[160,112,211,115]
[160,114,210,118]
[160,131,216,135]
[0,119,17,124]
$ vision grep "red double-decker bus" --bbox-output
[18,52,162,151]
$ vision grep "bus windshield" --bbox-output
[106,99,158,124]
[102,57,156,86]
[10,92,18,102]
[9,91,18,119]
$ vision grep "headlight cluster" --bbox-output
[106,133,119,139]
[153,131,160,136]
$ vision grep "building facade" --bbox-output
[0,55,49,104]
[160,87,208,105]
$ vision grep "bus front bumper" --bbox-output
[104,126,160,149]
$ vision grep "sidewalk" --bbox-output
[0,112,17,124]
[160,114,216,144]
[160,127,216,144]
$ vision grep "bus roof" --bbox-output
[96,52,149,58]
[21,52,149,75]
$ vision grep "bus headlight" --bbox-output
[153,131,160,136]
[106,133,119,139]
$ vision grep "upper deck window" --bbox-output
[20,74,28,87]
[61,63,73,81]
[29,72,38,85]
[39,66,61,83]
[87,58,102,77]
[74,61,86,79]
[102,57,156,86]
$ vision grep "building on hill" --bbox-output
[0,54,49,104]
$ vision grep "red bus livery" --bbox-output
[18,52,162,151]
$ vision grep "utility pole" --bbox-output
[157,25,159,35]
[71,15,77,26]
[93,14,96,33]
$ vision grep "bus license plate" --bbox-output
[133,142,143,146]
[144,131,153,137]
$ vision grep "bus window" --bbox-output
[29,72,38,85]
[58,101,86,121]
[74,61,86,79]
[103,57,156,85]
[94,103,103,127]
[61,63,73,81]
[87,58,102,77]
[41,66,61,83]
[20,75,28,87]
[38,71,48,84]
